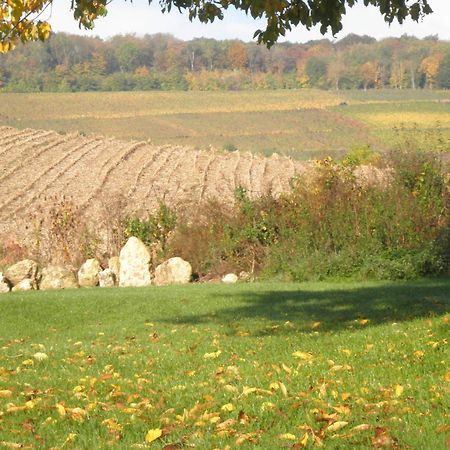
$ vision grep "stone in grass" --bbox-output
[222,273,238,284]
[78,258,102,287]
[108,256,120,282]
[119,237,151,287]
[12,278,34,292]
[154,257,192,286]
[40,266,79,290]
[0,273,11,293]
[98,268,116,288]
[5,259,40,288]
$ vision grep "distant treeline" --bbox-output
[1,32,449,92]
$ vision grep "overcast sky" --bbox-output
[48,0,450,42]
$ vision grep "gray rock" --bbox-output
[98,268,116,287]
[154,257,192,286]
[119,237,151,287]
[78,258,101,287]
[5,259,40,287]
[40,266,79,290]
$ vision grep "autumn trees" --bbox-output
[0,32,449,92]
[1,0,434,52]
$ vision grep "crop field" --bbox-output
[1,89,449,159]
[0,125,310,236]
[0,280,449,449]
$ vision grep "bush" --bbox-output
[167,146,449,280]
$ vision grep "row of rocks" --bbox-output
[0,236,242,294]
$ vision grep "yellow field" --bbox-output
[1,89,449,158]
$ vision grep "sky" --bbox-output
[48,0,450,43]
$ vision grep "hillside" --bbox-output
[0,126,309,236]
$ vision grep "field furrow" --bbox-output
[0,126,309,236]
[4,139,104,218]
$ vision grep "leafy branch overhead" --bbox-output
[0,0,433,52]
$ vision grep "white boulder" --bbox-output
[154,257,192,286]
[40,266,79,290]
[5,259,40,288]
[222,273,238,284]
[78,258,102,287]
[119,237,151,287]
[12,279,34,292]
[98,268,116,288]
[0,273,11,293]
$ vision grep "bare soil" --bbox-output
[0,126,310,237]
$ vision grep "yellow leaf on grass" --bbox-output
[203,350,222,359]
[55,403,66,416]
[311,321,321,329]
[358,319,369,325]
[242,387,257,396]
[0,390,13,398]
[71,407,87,422]
[145,428,162,443]
[413,350,424,359]
[292,351,313,361]
[298,432,309,447]
[0,442,32,449]
[351,424,371,433]
[279,382,288,398]
[261,402,276,411]
[329,364,352,372]
[394,384,404,397]
[277,433,296,440]
[327,421,348,432]
[221,403,234,412]
[332,405,351,415]
[33,352,48,361]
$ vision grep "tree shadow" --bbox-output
[161,279,450,335]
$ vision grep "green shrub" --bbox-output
[123,203,177,253]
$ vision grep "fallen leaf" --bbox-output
[0,390,13,398]
[55,403,66,417]
[393,385,404,398]
[327,421,349,432]
[221,403,234,412]
[351,424,371,433]
[203,350,222,359]
[145,428,162,443]
[292,351,313,361]
[277,433,296,440]
[33,352,48,362]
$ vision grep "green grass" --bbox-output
[1,89,449,159]
[0,279,449,448]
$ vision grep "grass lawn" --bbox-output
[0,279,449,449]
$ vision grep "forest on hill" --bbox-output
[0,33,449,92]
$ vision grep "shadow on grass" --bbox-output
[163,279,450,334]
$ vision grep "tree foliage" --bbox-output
[1,32,449,91]
[0,0,433,52]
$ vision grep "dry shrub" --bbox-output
[0,237,27,269]
[95,191,130,258]
[26,195,100,267]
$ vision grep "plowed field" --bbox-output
[0,126,309,236]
